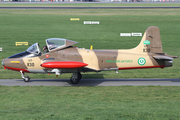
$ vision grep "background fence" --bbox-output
[0,0,178,3]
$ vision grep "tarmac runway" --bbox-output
[0,2,180,9]
[0,78,180,86]
[0,1,180,9]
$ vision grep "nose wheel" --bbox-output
[20,71,30,82]
[23,76,30,82]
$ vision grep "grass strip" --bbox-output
[0,86,180,119]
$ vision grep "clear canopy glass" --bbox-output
[26,43,41,55]
[46,38,66,51]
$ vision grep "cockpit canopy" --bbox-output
[8,38,78,58]
[46,38,78,51]
[46,38,66,51]
[26,43,41,55]
[26,38,78,55]
[8,43,41,58]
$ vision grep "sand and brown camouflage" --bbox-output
[2,26,177,83]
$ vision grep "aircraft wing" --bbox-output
[41,61,88,69]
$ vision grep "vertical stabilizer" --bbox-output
[133,26,163,53]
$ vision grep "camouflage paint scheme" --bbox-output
[2,26,178,84]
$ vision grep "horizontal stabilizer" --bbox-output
[41,61,88,69]
[153,55,173,61]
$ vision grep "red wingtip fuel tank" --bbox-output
[41,61,88,69]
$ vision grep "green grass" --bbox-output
[0,8,180,79]
[0,5,180,120]
[0,86,180,120]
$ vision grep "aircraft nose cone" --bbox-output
[1,58,23,71]
[3,58,19,65]
[1,60,5,66]
[2,59,9,68]
[1,59,8,70]
[2,58,16,68]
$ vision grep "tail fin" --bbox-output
[133,26,163,53]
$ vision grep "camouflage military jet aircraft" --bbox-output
[2,26,177,84]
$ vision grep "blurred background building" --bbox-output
[0,0,177,3]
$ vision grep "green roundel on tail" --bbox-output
[143,40,151,45]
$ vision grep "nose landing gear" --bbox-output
[20,70,30,82]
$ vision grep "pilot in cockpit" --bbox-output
[43,45,48,53]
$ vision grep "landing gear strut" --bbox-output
[20,71,30,82]
[70,72,82,84]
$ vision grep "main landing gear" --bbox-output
[20,70,82,84]
[20,71,30,82]
[70,72,82,84]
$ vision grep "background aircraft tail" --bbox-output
[133,26,163,53]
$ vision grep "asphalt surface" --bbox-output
[1,2,180,9]
[0,78,180,86]
[1,1,180,9]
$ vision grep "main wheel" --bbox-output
[23,76,30,82]
[78,72,82,80]
[70,72,82,84]
[70,76,80,84]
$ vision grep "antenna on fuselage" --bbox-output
[90,45,93,50]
